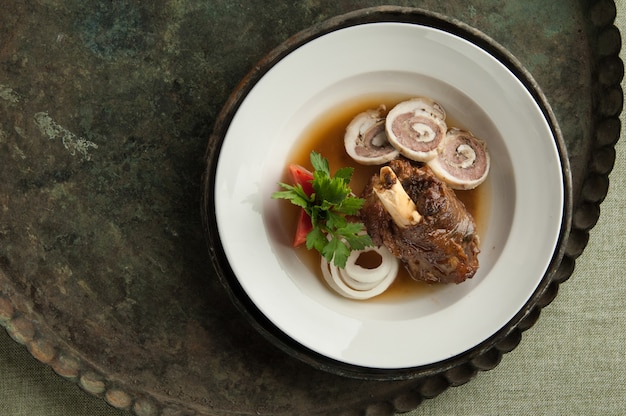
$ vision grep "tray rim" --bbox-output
[0,2,622,416]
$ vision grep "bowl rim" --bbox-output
[201,6,573,380]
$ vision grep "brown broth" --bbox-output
[279,94,491,300]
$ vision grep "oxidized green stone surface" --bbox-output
[0,1,607,415]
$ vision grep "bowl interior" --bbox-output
[264,71,513,321]
[214,22,565,369]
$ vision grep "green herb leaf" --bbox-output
[305,227,327,253]
[310,151,330,176]
[271,183,311,209]
[337,195,365,215]
[334,166,355,184]
[337,224,372,251]
[323,238,351,269]
[271,151,373,268]
[324,210,346,231]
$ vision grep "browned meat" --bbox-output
[360,158,480,284]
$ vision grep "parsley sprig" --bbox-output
[272,151,373,268]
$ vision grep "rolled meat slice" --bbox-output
[344,105,399,165]
[385,97,448,162]
[428,128,490,190]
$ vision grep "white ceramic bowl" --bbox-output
[208,12,570,376]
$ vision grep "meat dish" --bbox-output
[360,158,480,284]
[275,96,489,299]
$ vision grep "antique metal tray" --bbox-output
[0,1,622,415]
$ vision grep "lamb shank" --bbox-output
[359,158,480,284]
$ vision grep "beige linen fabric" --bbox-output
[0,3,624,416]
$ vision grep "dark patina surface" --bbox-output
[0,1,621,415]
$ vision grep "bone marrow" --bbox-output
[373,166,423,228]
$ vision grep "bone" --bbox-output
[374,166,422,228]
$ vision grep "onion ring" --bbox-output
[320,246,399,300]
